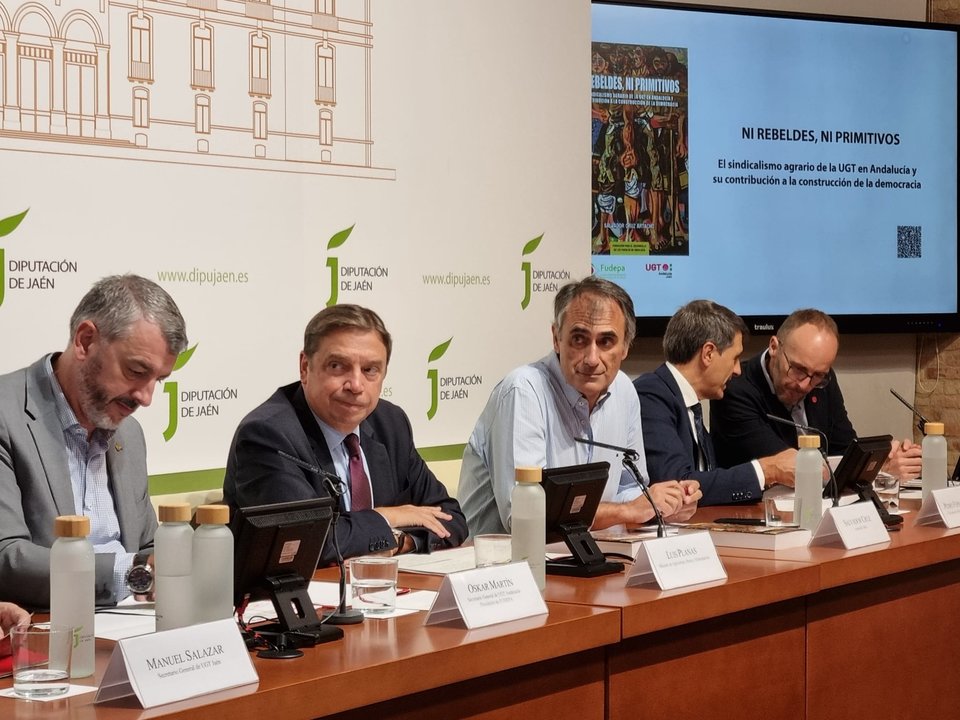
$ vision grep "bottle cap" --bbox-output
[195,504,230,525]
[54,515,91,538]
[158,503,192,523]
[515,467,542,483]
[798,434,821,449]
[924,421,945,435]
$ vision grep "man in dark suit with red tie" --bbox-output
[634,300,795,505]
[223,305,467,564]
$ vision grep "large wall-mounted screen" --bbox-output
[591,1,959,334]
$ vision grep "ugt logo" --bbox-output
[324,224,356,307]
[519,234,543,310]
[425,337,452,420]
[0,209,30,308]
[161,344,198,442]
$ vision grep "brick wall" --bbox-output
[914,1,960,467]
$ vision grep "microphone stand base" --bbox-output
[324,608,365,625]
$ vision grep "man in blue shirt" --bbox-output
[459,276,701,536]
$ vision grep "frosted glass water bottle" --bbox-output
[795,435,824,532]
[511,467,546,592]
[192,505,234,623]
[155,503,195,631]
[50,515,95,678]
[921,422,948,502]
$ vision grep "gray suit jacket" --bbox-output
[0,356,157,609]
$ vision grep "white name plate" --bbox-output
[810,503,890,549]
[424,561,547,629]
[95,619,258,708]
[625,531,726,590]
[915,486,960,528]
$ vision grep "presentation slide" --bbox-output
[591,3,958,324]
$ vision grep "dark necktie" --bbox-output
[344,433,372,511]
[690,403,716,471]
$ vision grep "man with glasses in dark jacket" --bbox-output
[710,308,921,483]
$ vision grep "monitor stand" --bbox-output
[855,484,904,529]
[546,523,624,577]
[249,574,344,658]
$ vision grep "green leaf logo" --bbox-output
[521,234,543,257]
[428,338,452,363]
[0,209,29,238]
[327,224,355,251]
[172,344,198,372]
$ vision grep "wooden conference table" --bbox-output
[4,499,959,720]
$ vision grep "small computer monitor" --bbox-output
[230,496,340,641]
[826,434,902,528]
[540,461,623,577]
[828,435,893,497]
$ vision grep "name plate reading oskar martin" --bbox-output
[915,486,960,528]
[95,619,258,708]
[625,531,726,590]
[424,561,547,629]
[809,503,889,549]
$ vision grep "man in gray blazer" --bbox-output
[0,275,187,608]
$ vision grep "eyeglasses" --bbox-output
[780,347,831,389]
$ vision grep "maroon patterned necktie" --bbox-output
[344,433,372,511]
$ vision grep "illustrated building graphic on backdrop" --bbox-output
[0,0,393,177]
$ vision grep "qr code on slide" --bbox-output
[897,225,921,258]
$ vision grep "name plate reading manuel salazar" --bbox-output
[95,618,258,708]
[625,531,726,590]
[810,502,889,549]
[915,486,960,528]
[424,561,547,629]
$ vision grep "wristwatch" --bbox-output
[391,528,408,555]
[126,552,154,594]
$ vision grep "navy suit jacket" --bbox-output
[634,364,762,505]
[710,353,855,467]
[223,382,467,564]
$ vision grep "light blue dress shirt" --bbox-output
[458,352,648,535]
[44,357,130,599]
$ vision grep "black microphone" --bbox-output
[276,450,363,626]
[764,414,839,507]
[889,388,928,435]
[574,437,666,538]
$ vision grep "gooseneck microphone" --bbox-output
[574,437,666,538]
[889,388,928,435]
[277,450,364,626]
[764,414,839,507]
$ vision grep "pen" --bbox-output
[713,517,765,526]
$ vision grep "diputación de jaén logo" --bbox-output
[426,337,452,420]
[520,234,543,310]
[324,225,355,307]
[162,344,197,441]
[0,209,30,308]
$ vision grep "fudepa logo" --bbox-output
[324,224,389,306]
[0,209,29,307]
[426,338,452,420]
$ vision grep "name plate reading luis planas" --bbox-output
[95,618,258,708]
[625,531,727,590]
